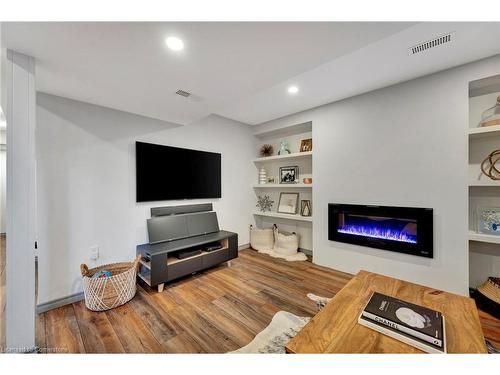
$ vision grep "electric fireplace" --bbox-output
[328,204,433,258]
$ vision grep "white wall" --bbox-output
[255,54,500,296]
[0,129,5,233]
[36,93,256,304]
[0,22,4,110]
[0,24,6,234]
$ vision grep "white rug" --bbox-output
[256,248,308,262]
[229,294,332,354]
[229,311,310,353]
[306,293,332,310]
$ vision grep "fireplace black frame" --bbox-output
[328,204,433,258]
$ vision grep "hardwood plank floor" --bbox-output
[44,305,86,353]
[34,249,500,353]
[0,234,5,352]
[72,301,125,353]
[479,309,500,349]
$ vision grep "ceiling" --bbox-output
[3,22,500,126]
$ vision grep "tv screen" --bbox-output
[136,141,221,202]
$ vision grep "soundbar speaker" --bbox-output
[151,203,213,217]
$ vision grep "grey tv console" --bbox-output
[136,204,238,292]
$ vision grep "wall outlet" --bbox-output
[90,246,99,261]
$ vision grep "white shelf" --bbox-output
[469,125,500,140]
[253,183,312,188]
[254,121,312,139]
[253,151,312,163]
[253,211,312,222]
[139,259,151,270]
[468,231,500,244]
[469,180,500,187]
[137,272,151,286]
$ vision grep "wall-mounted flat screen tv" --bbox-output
[136,141,221,202]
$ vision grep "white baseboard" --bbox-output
[300,248,313,256]
[243,245,312,256]
[36,292,84,314]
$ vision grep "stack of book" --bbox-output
[358,292,446,353]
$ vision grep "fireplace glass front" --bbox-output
[328,204,433,258]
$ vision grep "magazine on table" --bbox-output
[358,291,446,353]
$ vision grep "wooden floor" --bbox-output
[479,309,500,349]
[0,234,5,351]
[36,250,352,353]
[33,249,500,353]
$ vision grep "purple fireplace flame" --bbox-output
[337,224,417,244]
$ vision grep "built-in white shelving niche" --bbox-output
[253,183,312,189]
[469,124,500,140]
[253,151,312,163]
[469,231,500,245]
[468,74,500,289]
[252,121,313,253]
[253,211,313,223]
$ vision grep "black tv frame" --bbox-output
[135,141,221,202]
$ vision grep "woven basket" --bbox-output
[477,277,500,304]
[80,255,141,311]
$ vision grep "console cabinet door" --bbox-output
[202,249,229,269]
[167,257,203,281]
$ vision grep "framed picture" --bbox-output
[277,192,299,214]
[300,200,312,217]
[279,166,299,184]
[300,138,312,152]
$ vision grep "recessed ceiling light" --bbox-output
[165,36,184,51]
[288,86,299,94]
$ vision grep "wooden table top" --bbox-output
[286,270,487,353]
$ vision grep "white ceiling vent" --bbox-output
[175,89,191,98]
[409,32,455,55]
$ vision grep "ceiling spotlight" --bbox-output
[165,36,184,51]
[288,86,299,94]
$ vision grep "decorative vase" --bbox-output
[259,167,267,184]
[479,95,500,127]
[278,140,290,155]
